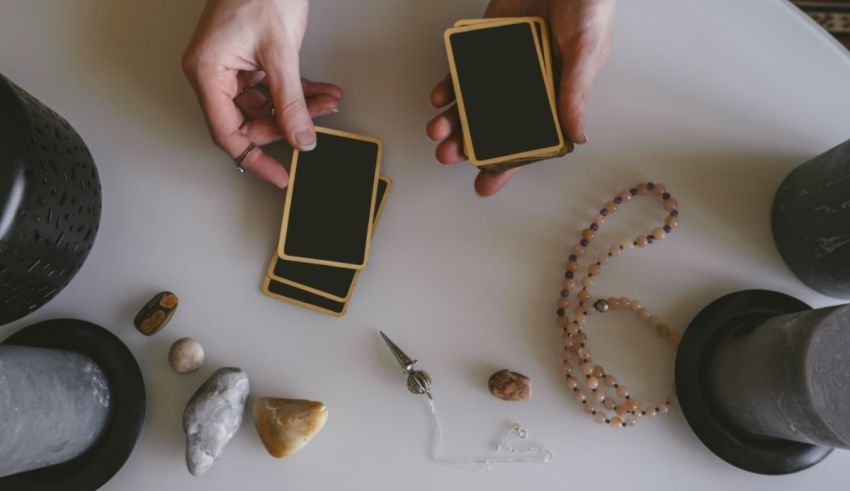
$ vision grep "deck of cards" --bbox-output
[444,17,570,172]
[262,127,390,317]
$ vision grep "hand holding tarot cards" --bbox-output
[444,17,570,172]
[262,127,390,317]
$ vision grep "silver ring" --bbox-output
[233,141,256,174]
[271,106,276,118]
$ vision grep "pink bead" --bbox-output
[618,297,631,309]
[589,264,601,275]
[581,277,593,288]
[577,347,591,360]
[609,416,623,428]
[557,298,570,308]
[566,377,579,389]
[562,279,576,290]
[603,399,616,410]
[664,198,678,211]
[653,183,666,195]
[586,376,599,389]
[566,261,579,272]
[583,402,596,414]
[608,245,621,257]
[567,323,580,335]
[638,308,652,321]
[619,190,632,201]
[605,201,618,213]
[593,214,606,226]
[643,405,656,417]
[592,365,605,377]
[578,291,591,302]
[636,183,647,195]
[593,391,606,403]
[580,362,594,375]
[635,235,647,248]
[560,362,573,374]
[604,375,617,388]
[572,244,584,255]
[658,403,670,414]
[652,227,666,239]
[573,390,586,403]
[616,385,629,399]
[594,412,607,424]
[581,228,595,240]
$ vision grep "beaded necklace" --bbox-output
[556,182,680,428]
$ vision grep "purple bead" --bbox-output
[600,209,609,216]
[557,308,565,316]
[580,239,589,247]
[662,192,671,200]
[663,225,672,233]
[629,188,638,196]
[569,254,578,262]
[614,196,623,205]
[560,289,569,297]
[590,223,599,231]
[647,235,655,244]
[671,209,679,217]
[565,271,574,279]
[647,182,656,191]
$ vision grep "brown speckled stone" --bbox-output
[134,291,178,336]
[488,369,532,401]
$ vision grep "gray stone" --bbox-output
[182,367,249,476]
[0,345,111,478]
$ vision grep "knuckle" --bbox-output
[279,97,308,119]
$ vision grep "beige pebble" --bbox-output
[169,337,204,374]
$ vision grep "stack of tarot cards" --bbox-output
[262,127,391,317]
[444,17,570,172]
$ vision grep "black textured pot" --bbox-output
[0,74,101,325]
[772,139,850,298]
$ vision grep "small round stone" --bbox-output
[609,416,623,428]
[594,411,607,424]
[169,337,204,374]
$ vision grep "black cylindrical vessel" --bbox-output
[0,74,102,325]
[676,290,848,475]
[772,138,850,298]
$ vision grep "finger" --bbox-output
[474,168,520,197]
[426,108,459,142]
[435,134,466,165]
[193,71,288,188]
[260,49,317,151]
[430,74,454,109]
[240,145,289,188]
[240,94,340,145]
[234,87,273,119]
[302,79,343,99]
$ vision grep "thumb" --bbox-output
[261,49,316,151]
[557,60,594,145]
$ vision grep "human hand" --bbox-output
[426,0,615,196]
[183,0,343,188]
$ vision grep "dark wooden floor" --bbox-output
[792,1,850,47]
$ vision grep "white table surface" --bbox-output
[2,0,850,489]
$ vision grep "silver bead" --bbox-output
[593,299,610,313]
[406,369,432,395]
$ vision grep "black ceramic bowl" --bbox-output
[0,74,101,326]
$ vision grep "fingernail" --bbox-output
[579,131,589,144]
[295,129,316,151]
